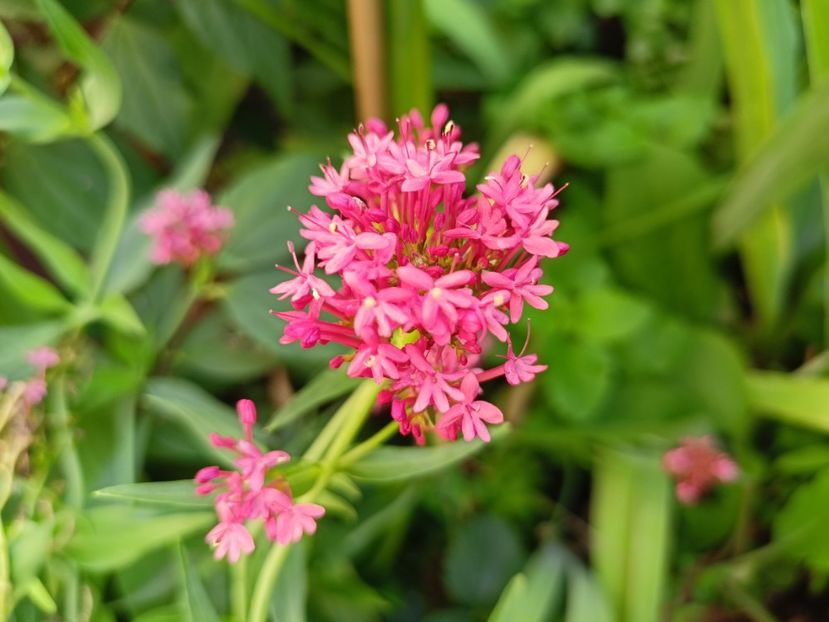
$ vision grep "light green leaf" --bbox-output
[541,337,612,421]
[0,321,66,379]
[746,370,829,432]
[97,293,145,335]
[35,0,122,130]
[0,252,71,314]
[0,19,13,94]
[574,287,652,344]
[179,546,221,622]
[267,369,361,431]
[270,543,307,622]
[0,92,72,142]
[488,544,567,622]
[424,0,511,85]
[565,562,613,622]
[345,426,509,482]
[803,0,829,81]
[773,467,829,573]
[0,190,89,294]
[67,506,213,572]
[94,481,211,509]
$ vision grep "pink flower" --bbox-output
[436,374,504,442]
[271,105,567,444]
[206,521,255,563]
[195,398,326,563]
[140,189,234,266]
[663,436,739,504]
[27,347,59,372]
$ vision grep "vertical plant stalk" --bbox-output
[802,0,829,347]
[387,0,432,116]
[346,0,387,121]
[247,381,381,622]
[0,383,26,621]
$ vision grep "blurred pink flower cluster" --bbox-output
[271,105,567,444]
[663,436,739,504]
[195,399,324,563]
[0,346,60,408]
[140,189,234,266]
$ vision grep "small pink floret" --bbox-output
[663,436,739,505]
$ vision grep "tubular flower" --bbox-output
[663,436,739,504]
[195,399,325,562]
[272,105,567,444]
[140,189,234,266]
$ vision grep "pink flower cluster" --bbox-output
[140,189,234,266]
[23,346,59,406]
[663,436,739,504]
[195,399,325,563]
[271,105,567,444]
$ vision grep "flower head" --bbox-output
[271,105,567,444]
[195,399,325,563]
[663,436,739,504]
[140,189,234,266]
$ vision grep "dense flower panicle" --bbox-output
[140,189,234,266]
[196,399,325,563]
[271,105,567,444]
[663,436,739,504]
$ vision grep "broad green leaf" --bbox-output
[541,337,612,422]
[489,58,616,144]
[176,0,293,115]
[217,152,323,272]
[270,543,307,622]
[714,0,796,328]
[179,546,220,622]
[267,369,361,431]
[97,293,145,335]
[0,138,108,251]
[775,445,829,475]
[0,191,89,294]
[0,252,71,314]
[445,515,526,607]
[746,370,829,433]
[803,0,829,82]
[388,0,432,116]
[591,449,671,622]
[101,17,192,158]
[67,506,213,572]
[488,544,567,622]
[676,0,723,98]
[574,287,652,344]
[565,561,613,622]
[0,19,12,94]
[345,426,509,482]
[35,0,121,130]
[713,80,829,248]
[9,518,54,596]
[93,481,211,509]
[424,0,510,85]
[0,92,72,141]
[773,467,829,573]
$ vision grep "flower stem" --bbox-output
[247,381,380,622]
[231,554,248,622]
[338,421,398,467]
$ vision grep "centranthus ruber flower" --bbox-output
[663,436,739,504]
[271,105,568,445]
[195,399,325,563]
[140,189,234,266]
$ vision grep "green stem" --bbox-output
[85,132,130,304]
[338,421,398,467]
[247,381,380,622]
[50,378,84,510]
[231,554,248,622]
[0,519,10,622]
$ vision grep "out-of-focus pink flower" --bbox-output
[270,105,568,444]
[26,347,59,372]
[663,436,739,504]
[140,189,234,267]
[196,399,325,563]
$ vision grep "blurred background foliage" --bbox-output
[2,0,829,620]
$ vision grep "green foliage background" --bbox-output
[2,0,829,620]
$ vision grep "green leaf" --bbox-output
[803,0,829,82]
[217,152,323,272]
[93,481,211,509]
[713,80,829,247]
[176,0,293,115]
[591,449,672,622]
[0,92,72,141]
[574,287,652,344]
[345,426,509,482]
[488,544,567,622]
[35,0,122,130]
[746,370,829,433]
[0,190,89,294]
[424,0,511,85]
[267,369,361,431]
[0,252,71,314]
[270,543,307,622]
[0,321,66,379]
[0,19,13,94]
[541,337,612,422]
[179,546,221,622]
[101,16,192,157]
[67,506,213,572]
[445,515,526,607]
[565,561,613,622]
[714,0,796,328]
[97,293,146,335]
[773,467,829,573]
